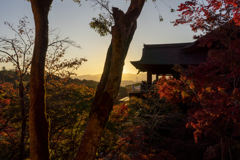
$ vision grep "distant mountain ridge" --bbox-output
[73,73,147,83]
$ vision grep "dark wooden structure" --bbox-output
[131,41,208,84]
[128,41,208,97]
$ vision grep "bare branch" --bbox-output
[0,49,18,65]
[48,37,81,49]
[91,0,113,15]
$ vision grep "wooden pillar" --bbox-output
[156,74,159,81]
[147,71,152,84]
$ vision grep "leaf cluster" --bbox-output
[90,14,113,36]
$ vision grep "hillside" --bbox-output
[73,73,147,86]
[0,70,99,89]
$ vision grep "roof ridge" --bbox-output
[144,42,194,48]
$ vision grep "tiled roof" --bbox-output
[131,41,208,72]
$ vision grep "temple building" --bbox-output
[131,41,208,83]
[129,41,209,97]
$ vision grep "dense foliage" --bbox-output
[155,1,240,159]
[0,71,135,160]
[0,74,95,160]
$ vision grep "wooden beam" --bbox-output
[147,71,152,84]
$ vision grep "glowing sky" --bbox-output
[0,0,196,76]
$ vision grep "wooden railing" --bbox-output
[131,83,158,92]
[140,84,152,92]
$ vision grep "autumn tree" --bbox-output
[45,32,86,81]
[0,16,84,159]
[0,17,34,160]
[156,1,240,159]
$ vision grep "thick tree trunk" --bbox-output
[29,0,52,160]
[74,0,145,159]
[19,78,26,160]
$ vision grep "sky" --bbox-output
[0,0,197,76]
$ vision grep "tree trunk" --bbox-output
[19,78,26,160]
[74,0,145,159]
[29,0,52,160]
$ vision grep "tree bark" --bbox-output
[19,78,26,160]
[29,0,52,160]
[74,0,145,159]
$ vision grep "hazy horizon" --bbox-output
[74,72,148,82]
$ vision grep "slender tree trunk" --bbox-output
[19,78,26,160]
[74,0,145,159]
[221,137,225,160]
[29,0,52,160]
